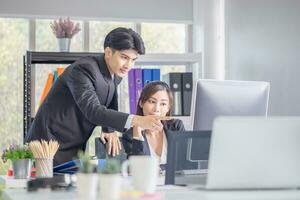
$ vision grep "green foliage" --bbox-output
[77,151,95,174]
[98,159,120,174]
[1,144,34,162]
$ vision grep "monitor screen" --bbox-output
[191,79,270,131]
[188,79,270,163]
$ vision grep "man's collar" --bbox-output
[98,54,122,85]
[98,54,112,80]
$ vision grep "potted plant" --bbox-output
[50,17,81,52]
[76,151,98,200]
[98,159,122,200]
[1,144,34,179]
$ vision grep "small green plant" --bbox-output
[98,159,121,174]
[1,144,34,162]
[77,151,95,174]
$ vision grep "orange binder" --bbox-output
[57,67,65,76]
[39,73,54,106]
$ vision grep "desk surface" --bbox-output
[3,186,300,200]
[2,175,300,200]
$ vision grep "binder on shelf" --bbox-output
[152,69,160,81]
[39,73,54,106]
[128,69,136,114]
[134,68,143,105]
[53,70,58,83]
[57,67,65,76]
[181,72,193,116]
[142,69,152,87]
[163,73,183,116]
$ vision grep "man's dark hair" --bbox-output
[104,27,145,55]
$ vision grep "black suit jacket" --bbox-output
[122,119,185,157]
[25,54,129,165]
[122,119,197,170]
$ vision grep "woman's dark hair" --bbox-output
[136,81,173,116]
[104,27,145,55]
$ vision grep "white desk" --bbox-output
[2,175,300,200]
[3,186,300,200]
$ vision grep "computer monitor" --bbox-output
[188,79,270,165]
[191,79,270,131]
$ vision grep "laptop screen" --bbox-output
[207,116,300,189]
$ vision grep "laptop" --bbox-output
[203,116,300,190]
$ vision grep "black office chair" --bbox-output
[165,130,211,185]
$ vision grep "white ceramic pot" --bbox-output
[99,174,121,200]
[77,173,98,200]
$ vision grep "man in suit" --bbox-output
[25,27,168,165]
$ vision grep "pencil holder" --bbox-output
[35,158,53,178]
[29,140,59,178]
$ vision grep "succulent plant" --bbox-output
[98,159,121,174]
[77,151,95,174]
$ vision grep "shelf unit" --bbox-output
[23,51,202,138]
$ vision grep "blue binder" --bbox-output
[152,69,160,81]
[142,69,152,87]
[53,70,58,83]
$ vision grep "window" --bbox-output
[141,23,186,54]
[89,21,134,52]
[0,18,29,174]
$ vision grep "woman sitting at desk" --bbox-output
[122,81,185,164]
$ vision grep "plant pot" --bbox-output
[77,173,98,200]
[99,174,121,200]
[57,38,71,52]
[12,159,32,179]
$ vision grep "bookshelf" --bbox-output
[23,51,103,139]
[23,51,201,138]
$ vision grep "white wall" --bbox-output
[193,0,225,79]
[0,0,193,23]
[225,0,300,115]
